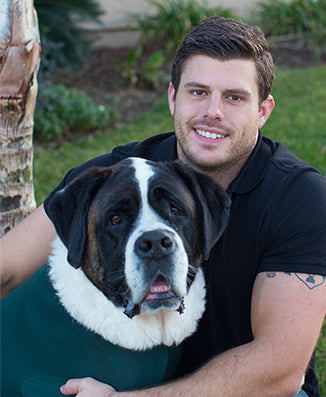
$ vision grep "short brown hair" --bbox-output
[171,16,274,104]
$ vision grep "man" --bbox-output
[1,17,326,397]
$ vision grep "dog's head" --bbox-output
[47,158,230,319]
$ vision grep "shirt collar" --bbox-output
[166,131,272,195]
[227,132,273,195]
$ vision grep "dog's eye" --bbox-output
[171,206,181,216]
[110,215,121,225]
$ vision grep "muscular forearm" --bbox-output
[61,271,326,397]
[60,339,307,397]
[123,341,304,397]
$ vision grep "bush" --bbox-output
[254,0,326,59]
[34,84,118,141]
[132,0,238,58]
[119,48,167,89]
[120,0,238,88]
[35,0,103,77]
[254,0,326,36]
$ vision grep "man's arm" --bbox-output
[0,204,57,298]
[61,271,326,397]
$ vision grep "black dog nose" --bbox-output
[135,230,175,258]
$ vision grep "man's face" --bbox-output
[168,55,274,181]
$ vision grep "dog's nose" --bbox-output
[135,230,175,258]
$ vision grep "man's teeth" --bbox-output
[196,129,225,139]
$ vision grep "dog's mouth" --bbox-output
[123,275,185,319]
[144,274,174,300]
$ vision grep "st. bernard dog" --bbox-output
[1,157,230,395]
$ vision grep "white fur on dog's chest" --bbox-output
[49,237,206,351]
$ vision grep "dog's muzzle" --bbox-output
[123,228,188,319]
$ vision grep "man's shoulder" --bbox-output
[259,137,326,236]
[75,132,176,179]
[76,132,176,167]
[112,132,176,162]
[262,136,326,188]
[229,135,325,196]
[268,139,313,172]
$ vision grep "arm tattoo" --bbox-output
[287,273,326,290]
[266,272,326,290]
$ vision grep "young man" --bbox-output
[1,17,326,397]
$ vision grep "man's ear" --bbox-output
[258,94,275,129]
[46,167,113,268]
[168,82,176,116]
[167,161,231,260]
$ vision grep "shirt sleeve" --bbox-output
[259,168,326,276]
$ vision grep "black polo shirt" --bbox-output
[45,132,326,397]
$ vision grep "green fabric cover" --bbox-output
[1,265,183,397]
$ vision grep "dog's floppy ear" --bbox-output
[167,161,231,260]
[46,167,113,268]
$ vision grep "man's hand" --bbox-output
[60,377,118,397]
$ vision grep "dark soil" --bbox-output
[55,48,166,124]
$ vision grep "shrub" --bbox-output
[120,0,238,88]
[35,0,103,76]
[119,48,167,89]
[34,84,118,141]
[132,0,238,58]
[253,0,326,59]
[254,0,326,36]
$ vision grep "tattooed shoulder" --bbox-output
[266,271,326,290]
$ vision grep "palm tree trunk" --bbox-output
[0,0,41,236]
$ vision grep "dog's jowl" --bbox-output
[1,158,230,395]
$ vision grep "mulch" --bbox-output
[54,48,164,124]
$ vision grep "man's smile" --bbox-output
[195,128,227,140]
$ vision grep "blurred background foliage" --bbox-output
[35,0,103,77]
[33,0,326,141]
[254,0,326,36]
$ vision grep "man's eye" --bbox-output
[229,95,241,102]
[192,90,205,96]
[110,215,121,225]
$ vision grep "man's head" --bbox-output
[168,17,275,187]
[171,16,274,105]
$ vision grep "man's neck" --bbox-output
[202,159,248,190]
[178,155,249,191]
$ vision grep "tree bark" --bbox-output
[0,0,41,236]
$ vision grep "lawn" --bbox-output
[33,64,326,394]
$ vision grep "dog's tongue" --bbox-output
[145,277,172,300]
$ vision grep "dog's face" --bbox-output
[47,158,230,321]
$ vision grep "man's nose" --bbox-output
[204,93,224,120]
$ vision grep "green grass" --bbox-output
[317,322,326,395]
[264,65,326,176]
[33,65,326,393]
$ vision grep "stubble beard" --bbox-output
[175,118,259,182]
